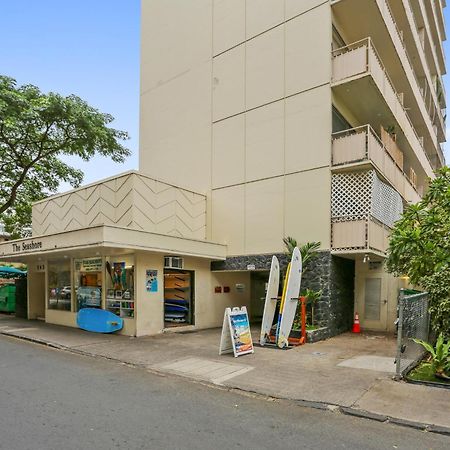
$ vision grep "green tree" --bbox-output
[0,76,130,237]
[386,167,450,337]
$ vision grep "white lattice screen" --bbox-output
[331,171,372,221]
[371,174,403,227]
[331,170,403,228]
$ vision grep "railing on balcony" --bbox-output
[331,37,435,172]
[331,217,390,255]
[331,125,421,204]
[402,0,446,134]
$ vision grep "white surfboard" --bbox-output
[277,247,302,349]
[259,256,280,346]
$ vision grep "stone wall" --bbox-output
[211,251,355,340]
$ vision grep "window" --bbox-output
[105,255,135,318]
[48,259,71,311]
[74,257,103,311]
[332,106,351,133]
[332,25,346,51]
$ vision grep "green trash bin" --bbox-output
[0,284,16,313]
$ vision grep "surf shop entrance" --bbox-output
[0,227,237,337]
[163,261,195,327]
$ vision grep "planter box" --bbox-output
[306,327,330,343]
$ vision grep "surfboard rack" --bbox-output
[265,296,307,347]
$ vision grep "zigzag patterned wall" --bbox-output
[32,173,207,240]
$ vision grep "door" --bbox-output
[356,274,388,331]
[250,271,269,322]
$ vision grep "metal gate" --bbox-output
[395,289,430,379]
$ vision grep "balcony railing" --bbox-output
[402,0,446,135]
[332,37,435,173]
[331,217,390,255]
[332,125,421,204]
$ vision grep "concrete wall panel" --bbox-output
[285,85,331,173]
[211,185,245,255]
[213,45,246,121]
[245,177,284,254]
[246,26,284,110]
[245,101,285,182]
[213,0,245,55]
[284,168,331,249]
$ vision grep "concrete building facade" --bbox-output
[0,0,446,337]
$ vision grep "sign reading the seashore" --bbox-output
[12,240,43,253]
[219,306,254,358]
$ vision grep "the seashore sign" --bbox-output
[219,306,254,357]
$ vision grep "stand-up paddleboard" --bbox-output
[259,256,280,345]
[277,247,302,348]
[275,262,290,342]
[77,308,123,333]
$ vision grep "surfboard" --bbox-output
[259,256,280,346]
[277,247,302,349]
[164,311,186,319]
[275,262,290,342]
[77,308,123,333]
[164,299,189,306]
[164,303,189,312]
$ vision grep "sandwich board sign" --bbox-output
[219,306,254,357]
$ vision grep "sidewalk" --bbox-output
[1,314,449,435]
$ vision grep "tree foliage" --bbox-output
[0,76,130,236]
[386,167,450,337]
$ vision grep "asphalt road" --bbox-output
[0,335,448,450]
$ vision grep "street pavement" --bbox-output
[0,335,448,450]
[1,314,450,434]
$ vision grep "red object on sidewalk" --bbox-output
[300,296,307,345]
[352,312,361,333]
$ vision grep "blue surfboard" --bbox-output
[165,303,188,312]
[77,308,123,333]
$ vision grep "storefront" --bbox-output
[0,224,252,336]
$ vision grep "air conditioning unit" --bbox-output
[164,256,184,269]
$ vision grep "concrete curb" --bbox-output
[3,329,450,437]
[340,406,450,436]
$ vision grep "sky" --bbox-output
[1,0,140,189]
[1,1,449,193]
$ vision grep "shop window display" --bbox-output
[74,257,103,311]
[48,260,71,311]
[105,256,135,318]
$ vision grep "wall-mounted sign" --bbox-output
[219,306,254,357]
[146,270,158,292]
[12,240,43,253]
[247,264,256,271]
[75,257,103,273]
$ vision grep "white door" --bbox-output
[356,274,388,331]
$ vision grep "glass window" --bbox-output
[105,255,135,318]
[74,257,103,311]
[332,106,351,133]
[48,259,71,311]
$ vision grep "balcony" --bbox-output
[331,170,403,257]
[332,0,445,167]
[31,171,207,240]
[332,125,422,204]
[332,218,391,257]
[331,37,434,178]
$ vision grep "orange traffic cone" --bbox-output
[352,312,361,333]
